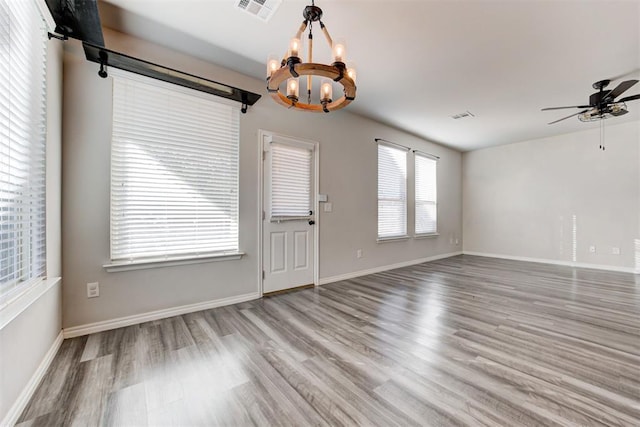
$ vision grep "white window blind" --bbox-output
[415,153,437,234]
[377,143,407,239]
[0,0,47,298]
[111,75,240,261]
[270,142,312,218]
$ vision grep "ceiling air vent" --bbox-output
[236,0,282,22]
[451,111,475,120]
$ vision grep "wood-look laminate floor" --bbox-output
[17,255,640,426]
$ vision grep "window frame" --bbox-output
[268,139,314,221]
[0,0,48,304]
[414,151,438,237]
[377,141,409,241]
[105,70,243,272]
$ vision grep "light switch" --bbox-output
[323,202,333,212]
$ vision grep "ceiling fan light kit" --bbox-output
[266,0,357,113]
[578,102,627,122]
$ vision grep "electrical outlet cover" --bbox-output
[87,282,99,298]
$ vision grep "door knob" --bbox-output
[308,220,315,225]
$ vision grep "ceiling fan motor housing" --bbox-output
[590,90,610,107]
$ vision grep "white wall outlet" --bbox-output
[612,247,621,255]
[87,282,99,298]
[356,249,363,259]
[323,202,333,212]
[589,245,596,253]
[455,238,460,245]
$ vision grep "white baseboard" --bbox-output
[463,251,638,274]
[318,251,463,285]
[63,292,260,338]
[2,331,63,427]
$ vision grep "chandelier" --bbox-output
[266,1,356,113]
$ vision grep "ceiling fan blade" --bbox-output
[541,105,591,111]
[619,94,640,103]
[547,109,589,125]
[606,80,639,100]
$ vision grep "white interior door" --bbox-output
[262,134,316,294]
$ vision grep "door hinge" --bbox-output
[262,270,265,280]
[262,210,266,220]
[262,150,266,161]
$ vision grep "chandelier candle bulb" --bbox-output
[321,80,332,102]
[267,55,279,78]
[347,67,357,84]
[332,39,346,64]
[289,37,301,58]
[287,77,299,100]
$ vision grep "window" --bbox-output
[377,143,407,239]
[415,153,437,235]
[269,141,312,218]
[0,0,47,299]
[110,74,240,263]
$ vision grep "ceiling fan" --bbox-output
[542,79,639,125]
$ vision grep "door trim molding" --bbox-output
[258,130,320,296]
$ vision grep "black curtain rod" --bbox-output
[82,42,261,113]
[375,138,440,159]
[375,138,410,151]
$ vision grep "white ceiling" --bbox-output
[99,0,640,151]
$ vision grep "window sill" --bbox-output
[104,252,245,273]
[414,233,440,239]
[0,276,62,331]
[377,235,410,243]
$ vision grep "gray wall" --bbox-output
[0,38,63,423]
[463,120,639,271]
[61,29,463,329]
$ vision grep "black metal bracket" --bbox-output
[241,93,248,114]
[287,57,301,78]
[44,0,105,46]
[287,96,298,109]
[98,50,108,78]
[332,62,345,82]
[47,32,68,41]
[266,76,279,93]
